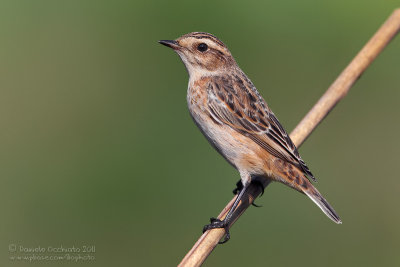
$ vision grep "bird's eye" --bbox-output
[197,43,208,52]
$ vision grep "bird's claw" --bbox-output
[233,180,264,207]
[203,217,231,244]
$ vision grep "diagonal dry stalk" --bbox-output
[179,8,400,267]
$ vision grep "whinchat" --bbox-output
[159,32,341,242]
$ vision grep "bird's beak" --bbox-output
[158,40,180,50]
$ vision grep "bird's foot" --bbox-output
[252,179,265,206]
[232,180,243,195]
[202,217,230,244]
[233,179,264,207]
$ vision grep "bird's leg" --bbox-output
[232,179,243,195]
[233,179,263,207]
[203,182,249,244]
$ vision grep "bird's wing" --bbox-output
[207,77,316,181]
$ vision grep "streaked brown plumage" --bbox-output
[159,32,341,242]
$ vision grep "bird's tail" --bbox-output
[302,182,342,224]
[274,164,342,224]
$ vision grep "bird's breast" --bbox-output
[186,81,265,174]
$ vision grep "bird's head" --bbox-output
[159,32,236,78]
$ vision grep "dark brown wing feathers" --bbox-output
[207,74,316,182]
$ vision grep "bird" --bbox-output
[159,32,341,243]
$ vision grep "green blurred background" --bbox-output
[1,0,399,266]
